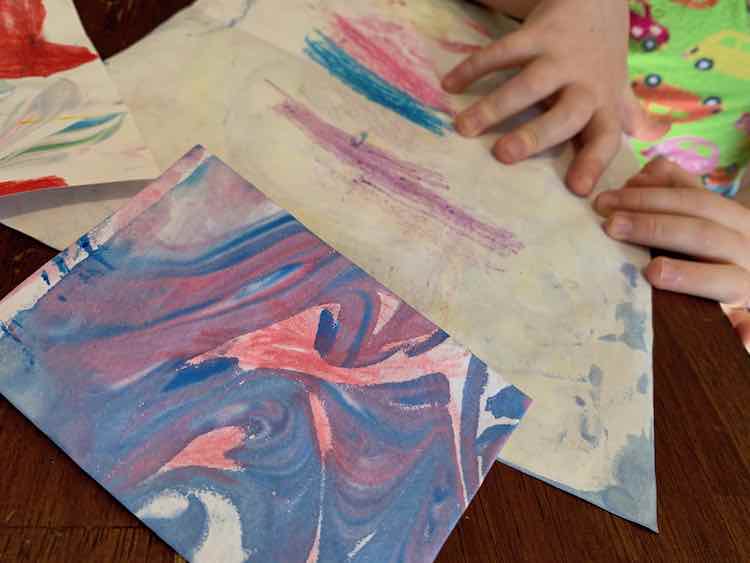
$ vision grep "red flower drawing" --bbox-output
[0,0,98,79]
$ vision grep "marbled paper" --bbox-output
[0,147,530,563]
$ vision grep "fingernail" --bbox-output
[654,260,677,285]
[576,175,593,195]
[498,135,525,162]
[597,192,619,213]
[605,214,632,239]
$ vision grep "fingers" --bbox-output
[625,157,704,190]
[723,308,750,351]
[646,257,750,308]
[492,85,593,164]
[603,212,750,269]
[566,112,622,196]
[453,58,559,137]
[594,187,750,237]
[442,31,537,93]
[622,86,670,141]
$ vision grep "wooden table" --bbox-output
[1,2,749,561]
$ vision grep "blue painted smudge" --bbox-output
[41,271,51,286]
[499,428,657,531]
[52,255,70,276]
[303,32,449,135]
[580,415,599,447]
[616,303,647,352]
[575,396,586,407]
[588,365,603,387]
[485,385,528,420]
[598,303,647,352]
[637,373,649,394]
[620,263,638,289]
[77,233,114,271]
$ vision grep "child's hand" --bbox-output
[595,158,750,351]
[443,0,641,196]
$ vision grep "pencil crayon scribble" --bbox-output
[273,91,523,256]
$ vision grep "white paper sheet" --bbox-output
[109,0,655,528]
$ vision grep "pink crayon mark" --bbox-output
[162,426,245,472]
[331,14,454,115]
[273,92,523,256]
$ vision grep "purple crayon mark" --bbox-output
[272,90,523,256]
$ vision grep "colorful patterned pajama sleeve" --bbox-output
[628,0,750,197]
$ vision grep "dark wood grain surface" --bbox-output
[1,2,749,561]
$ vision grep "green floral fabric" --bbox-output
[628,0,750,196]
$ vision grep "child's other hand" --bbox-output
[443,0,640,196]
[595,158,750,351]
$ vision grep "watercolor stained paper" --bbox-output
[0,0,157,198]
[102,0,657,528]
[0,147,530,563]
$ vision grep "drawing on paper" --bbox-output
[0,147,530,562]
[304,11,469,134]
[0,0,157,196]
[273,86,523,255]
[0,0,97,78]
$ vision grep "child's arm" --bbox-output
[444,0,648,196]
[595,157,750,350]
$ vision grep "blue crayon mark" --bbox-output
[41,271,51,286]
[486,385,528,420]
[163,357,239,392]
[59,113,122,134]
[304,32,449,135]
[58,295,67,303]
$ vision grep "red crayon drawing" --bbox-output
[0,0,97,79]
[0,175,67,196]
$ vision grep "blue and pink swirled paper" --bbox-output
[0,147,530,563]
